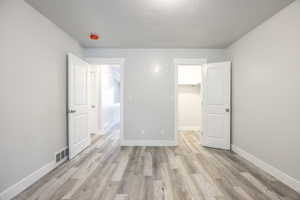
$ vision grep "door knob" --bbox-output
[68,109,76,113]
[91,105,95,108]
[225,108,230,112]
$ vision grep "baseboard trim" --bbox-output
[121,139,177,146]
[231,145,300,193]
[0,156,67,200]
[178,126,201,131]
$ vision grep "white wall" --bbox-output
[0,0,82,195]
[178,85,202,130]
[227,0,300,184]
[84,49,226,143]
[178,65,202,85]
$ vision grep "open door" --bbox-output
[67,53,91,159]
[202,62,231,150]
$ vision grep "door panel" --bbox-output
[75,114,88,141]
[74,66,88,105]
[68,53,91,159]
[207,114,225,138]
[202,62,231,150]
[88,69,99,134]
[207,68,225,105]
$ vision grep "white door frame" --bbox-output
[86,57,125,143]
[174,58,207,145]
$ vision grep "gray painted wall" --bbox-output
[84,48,227,141]
[227,0,300,181]
[0,0,82,192]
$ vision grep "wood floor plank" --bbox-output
[153,180,165,200]
[192,173,219,200]
[114,194,128,200]
[241,172,283,200]
[144,151,153,177]
[90,163,117,200]
[233,186,254,200]
[61,160,99,199]
[160,163,174,200]
[13,127,300,200]
[176,156,205,200]
[111,152,130,182]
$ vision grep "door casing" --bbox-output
[85,57,125,144]
[174,58,207,146]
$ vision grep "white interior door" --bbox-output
[88,67,99,134]
[68,53,91,159]
[202,62,231,150]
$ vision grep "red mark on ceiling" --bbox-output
[90,33,99,40]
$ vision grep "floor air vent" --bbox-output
[55,148,68,163]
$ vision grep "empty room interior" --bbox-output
[1,0,300,199]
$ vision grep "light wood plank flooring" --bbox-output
[14,129,300,200]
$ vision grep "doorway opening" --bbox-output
[174,59,231,150]
[174,59,205,147]
[177,65,203,135]
[67,54,124,159]
[87,58,124,142]
[88,64,121,140]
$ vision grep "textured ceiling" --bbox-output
[25,0,294,48]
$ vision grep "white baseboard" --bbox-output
[231,145,300,193]
[121,139,177,146]
[0,154,67,200]
[178,126,201,131]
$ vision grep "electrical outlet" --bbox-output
[141,130,145,135]
[160,129,165,135]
